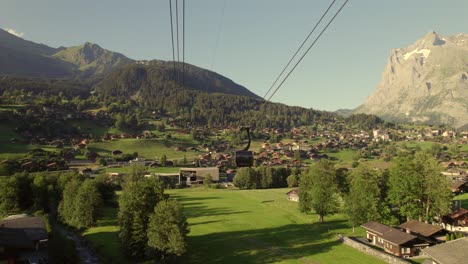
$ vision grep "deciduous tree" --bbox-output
[147,200,189,263]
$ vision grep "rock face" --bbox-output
[354,32,468,128]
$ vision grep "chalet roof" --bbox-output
[380,228,417,246]
[287,189,298,195]
[451,180,467,190]
[398,220,443,237]
[361,221,393,235]
[0,215,47,245]
[362,221,417,245]
[422,237,468,264]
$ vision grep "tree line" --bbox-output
[296,152,452,225]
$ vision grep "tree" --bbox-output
[204,174,213,187]
[287,174,299,188]
[345,164,393,231]
[0,177,18,217]
[388,153,451,222]
[147,200,189,262]
[72,180,102,229]
[233,167,258,189]
[299,160,340,223]
[160,155,167,167]
[59,178,101,229]
[58,178,80,226]
[119,177,167,258]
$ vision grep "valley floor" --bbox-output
[84,188,384,264]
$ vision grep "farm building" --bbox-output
[179,167,220,183]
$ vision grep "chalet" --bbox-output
[441,208,468,233]
[442,131,455,138]
[361,221,423,257]
[451,180,468,194]
[179,167,220,183]
[398,220,446,244]
[422,237,468,264]
[440,162,456,169]
[454,161,467,168]
[0,215,48,261]
[286,189,299,202]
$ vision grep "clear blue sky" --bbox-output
[1,0,467,111]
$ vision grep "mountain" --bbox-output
[94,61,260,101]
[0,28,76,77]
[354,32,468,128]
[334,109,353,118]
[0,29,132,79]
[0,29,259,100]
[53,42,133,78]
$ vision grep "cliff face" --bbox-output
[355,32,468,128]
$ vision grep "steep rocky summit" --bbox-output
[355,32,468,128]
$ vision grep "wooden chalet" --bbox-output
[361,221,424,257]
[442,208,468,233]
[451,180,468,194]
[398,220,446,244]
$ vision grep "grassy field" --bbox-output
[87,138,199,160]
[84,188,384,264]
[104,166,182,174]
[453,193,468,209]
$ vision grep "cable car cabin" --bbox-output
[235,150,254,167]
[234,127,254,167]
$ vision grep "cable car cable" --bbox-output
[266,0,349,102]
[169,0,177,82]
[263,0,337,100]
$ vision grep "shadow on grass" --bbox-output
[176,220,350,264]
[84,221,349,264]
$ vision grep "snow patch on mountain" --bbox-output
[403,48,431,60]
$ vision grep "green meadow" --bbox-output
[83,188,384,264]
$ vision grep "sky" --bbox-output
[1,0,467,111]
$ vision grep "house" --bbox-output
[398,220,446,244]
[451,180,468,194]
[286,189,299,202]
[361,221,422,257]
[441,208,468,233]
[179,167,220,183]
[440,162,456,169]
[422,237,468,264]
[0,215,48,262]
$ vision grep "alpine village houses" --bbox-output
[361,220,446,258]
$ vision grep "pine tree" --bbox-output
[147,200,189,263]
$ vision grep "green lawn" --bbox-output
[84,188,384,264]
[453,193,468,209]
[87,138,199,160]
[104,166,182,174]
[325,149,357,163]
[82,206,122,263]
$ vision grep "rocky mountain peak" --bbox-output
[354,32,468,128]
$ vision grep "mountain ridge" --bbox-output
[0,28,259,99]
[354,31,468,128]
